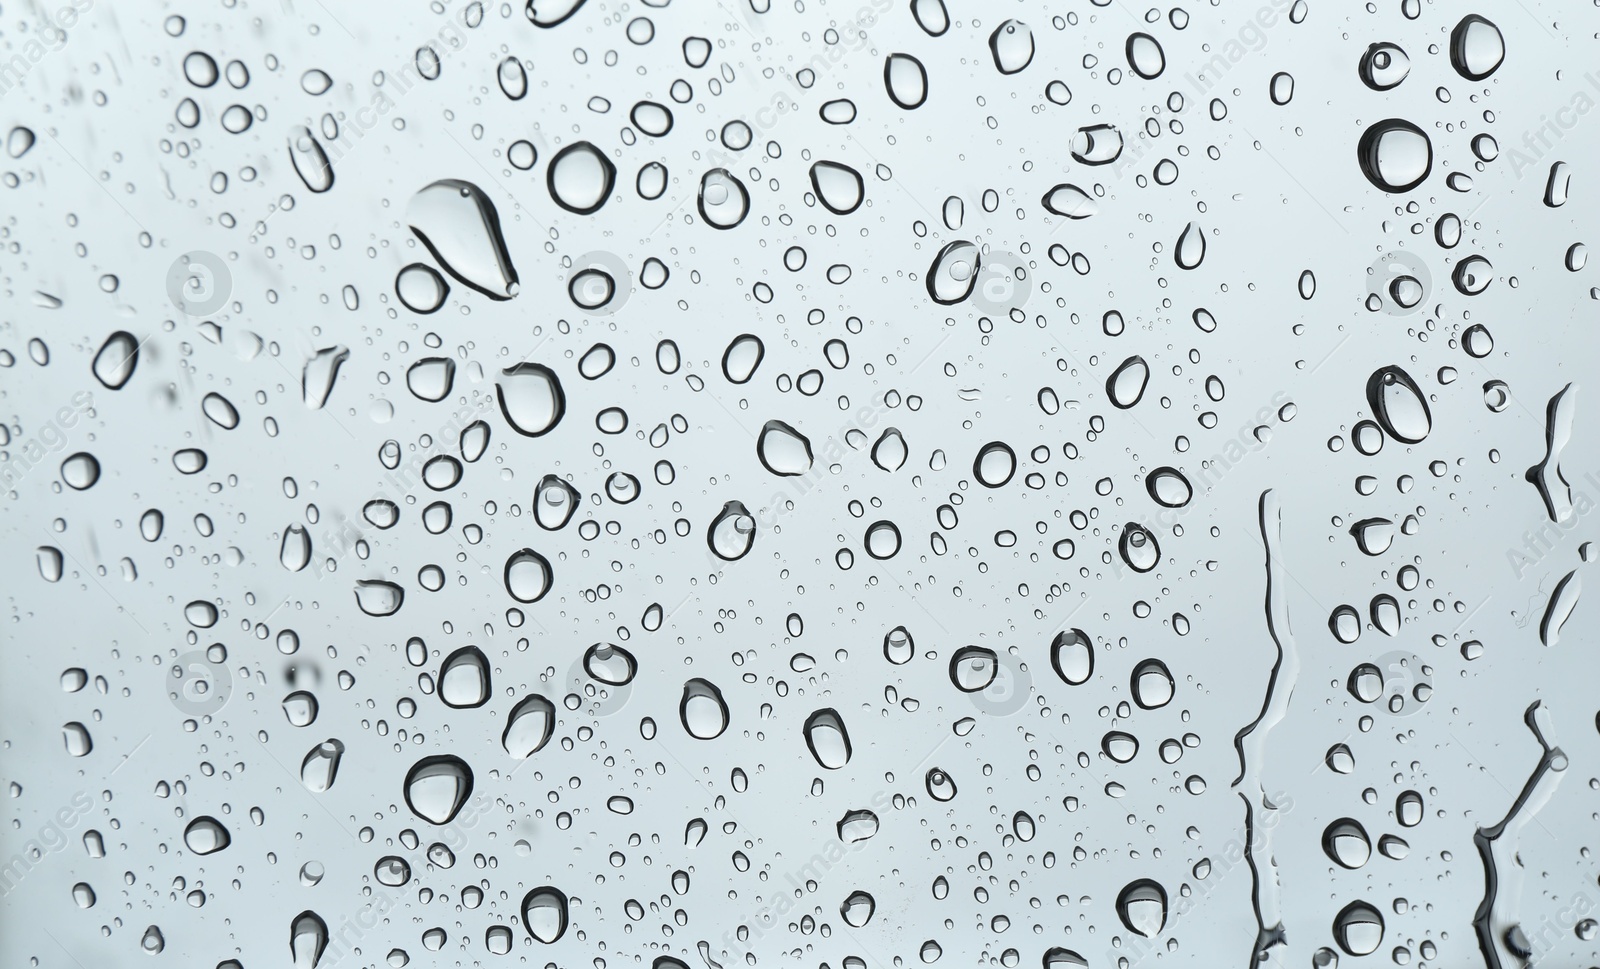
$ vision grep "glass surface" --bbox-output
[0,2,1594,967]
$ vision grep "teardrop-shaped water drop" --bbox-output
[280,524,312,571]
[884,53,928,109]
[497,363,565,436]
[871,428,908,472]
[1042,183,1098,219]
[407,179,519,299]
[757,420,813,476]
[290,910,329,969]
[503,694,556,758]
[810,161,864,215]
[1174,221,1206,269]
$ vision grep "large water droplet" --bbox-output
[503,694,556,758]
[1333,901,1385,956]
[504,548,553,603]
[1366,365,1431,443]
[1107,355,1150,408]
[707,500,757,561]
[92,331,140,389]
[547,141,616,214]
[403,754,474,824]
[803,708,852,769]
[1357,120,1432,193]
[1050,629,1094,685]
[184,816,231,854]
[757,420,813,475]
[926,240,980,304]
[407,179,519,299]
[497,363,565,437]
[439,646,491,708]
[1449,14,1504,80]
[1116,879,1168,937]
[521,886,570,942]
[680,678,730,739]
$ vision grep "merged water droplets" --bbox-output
[407,179,519,299]
[707,500,757,560]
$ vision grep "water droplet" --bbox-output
[803,708,852,769]
[1449,15,1504,80]
[92,331,140,389]
[757,420,813,475]
[1050,629,1094,685]
[521,886,570,942]
[184,816,231,854]
[403,754,474,824]
[680,678,730,739]
[1116,879,1168,937]
[407,179,519,299]
[504,548,553,602]
[440,646,491,708]
[1366,365,1431,443]
[1333,901,1385,956]
[707,501,757,561]
[497,363,565,436]
[503,694,556,757]
[1358,120,1432,193]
